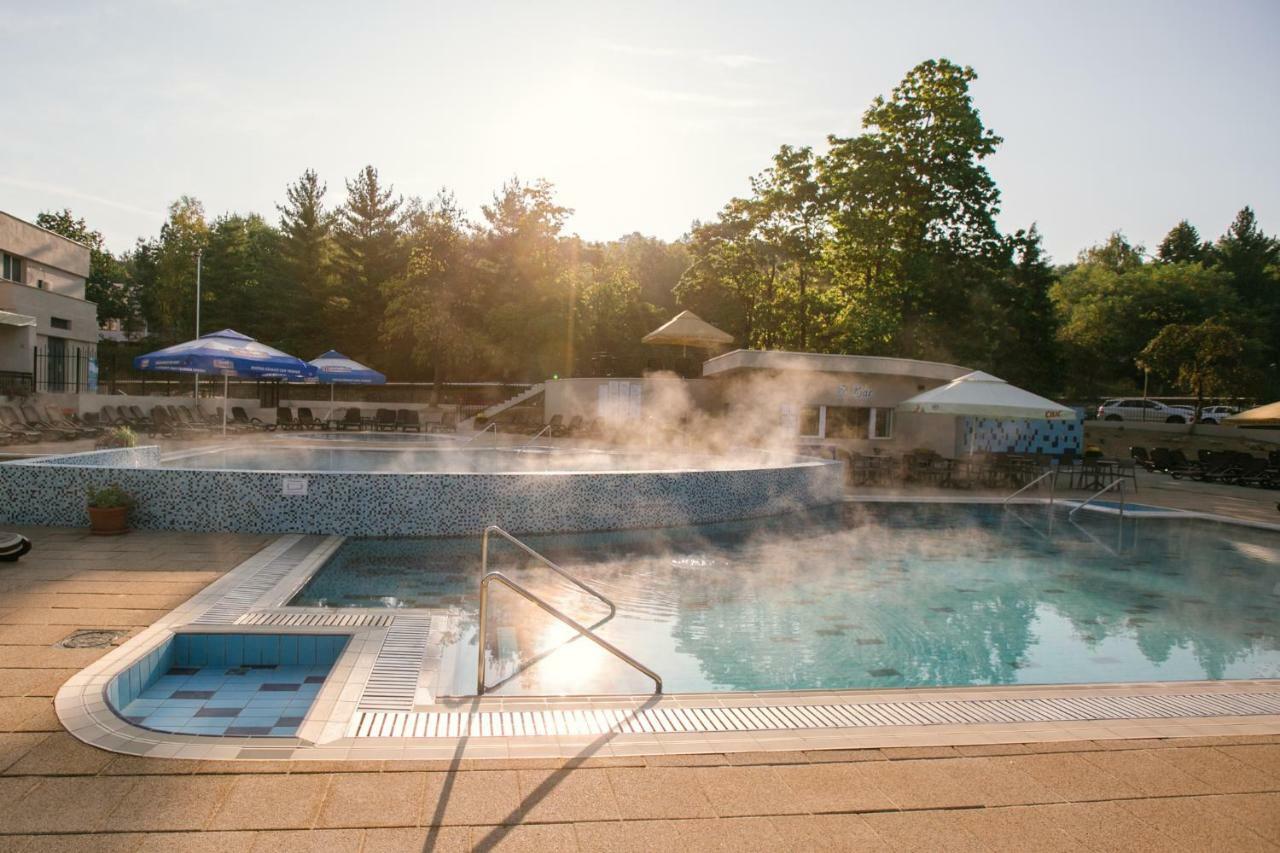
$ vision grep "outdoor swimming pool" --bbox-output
[292,503,1280,695]
[161,444,803,473]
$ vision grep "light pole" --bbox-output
[194,249,202,399]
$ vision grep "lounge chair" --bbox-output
[276,407,301,431]
[297,407,322,430]
[374,408,398,431]
[547,414,567,437]
[565,415,584,436]
[44,406,98,437]
[176,407,212,433]
[340,408,364,431]
[0,409,40,442]
[230,407,269,431]
[148,406,181,437]
[421,409,444,433]
[396,409,421,432]
[18,404,77,439]
[0,533,31,562]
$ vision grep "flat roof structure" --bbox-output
[701,349,971,383]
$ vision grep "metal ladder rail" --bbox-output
[477,572,662,695]
[481,525,616,617]
[1068,478,1125,521]
[467,421,498,443]
[518,425,551,449]
[1002,468,1056,509]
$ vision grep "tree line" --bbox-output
[36,58,1280,402]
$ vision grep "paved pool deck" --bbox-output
[0,479,1278,849]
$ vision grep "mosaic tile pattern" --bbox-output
[106,632,348,738]
[962,415,1082,456]
[120,664,329,736]
[0,446,843,535]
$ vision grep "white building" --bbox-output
[0,211,98,393]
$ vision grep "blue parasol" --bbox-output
[308,350,386,421]
[134,329,317,434]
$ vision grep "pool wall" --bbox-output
[0,446,844,535]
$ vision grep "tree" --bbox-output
[574,264,662,376]
[333,166,404,363]
[146,196,209,340]
[475,177,573,379]
[818,58,1005,358]
[198,213,283,342]
[1076,231,1145,274]
[1212,207,1280,397]
[277,169,335,357]
[34,209,134,324]
[1139,320,1258,421]
[1051,256,1240,397]
[382,192,476,395]
[1157,220,1208,264]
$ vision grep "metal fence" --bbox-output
[32,346,93,394]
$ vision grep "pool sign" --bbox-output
[281,477,309,496]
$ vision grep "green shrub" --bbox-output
[86,483,135,510]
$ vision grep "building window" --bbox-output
[798,406,823,437]
[37,279,47,290]
[1,252,21,282]
[871,407,893,439]
[50,317,70,330]
[824,406,870,439]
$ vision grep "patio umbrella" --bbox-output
[897,371,1074,420]
[1223,400,1280,429]
[308,350,386,421]
[898,371,1075,457]
[133,329,316,435]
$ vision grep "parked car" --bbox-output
[1097,399,1193,423]
[1197,405,1239,425]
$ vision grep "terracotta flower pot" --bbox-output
[88,506,130,536]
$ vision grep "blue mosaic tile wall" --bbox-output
[108,633,347,737]
[0,447,843,536]
[961,416,1083,457]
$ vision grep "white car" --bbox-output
[1197,405,1239,425]
[1097,399,1192,423]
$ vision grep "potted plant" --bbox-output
[86,484,135,536]
[95,425,138,450]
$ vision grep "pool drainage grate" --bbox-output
[236,611,394,628]
[347,691,1280,738]
[193,536,324,625]
[356,613,434,712]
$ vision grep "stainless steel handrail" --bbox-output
[481,525,616,616]
[518,425,551,449]
[1002,468,1056,509]
[476,572,662,695]
[1069,478,1124,521]
[467,421,498,442]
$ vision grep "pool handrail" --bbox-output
[476,570,662,695]
[467,421,498,442]
[1002,468,1056,509]
[480,524,615,618]
[1069,478,1124,521]
[518,425,551,449]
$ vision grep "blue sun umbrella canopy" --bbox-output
[134,329,317,381]
[308,350,386,385]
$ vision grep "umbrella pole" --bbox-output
[328,383,335,424]
[222,375,228,437]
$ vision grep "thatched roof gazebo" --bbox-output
[641,311,733,376]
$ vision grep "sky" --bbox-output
[2,0,1278,263]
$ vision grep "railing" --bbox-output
[467,421,498,442]
[519,425,551,449]
[481,525,615,616]
[476,525,661,695]
[1069,478,1124,521]
[1002,468,1056,509]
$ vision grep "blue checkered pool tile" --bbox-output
[119,664,330,736]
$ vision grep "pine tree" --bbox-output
[333,166,404,363]
[277,169,335,356]
[1156,220,1209,264]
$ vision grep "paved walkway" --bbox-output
[0,495,1277,849]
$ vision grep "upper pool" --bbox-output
[291,503,1280,695]
[161,445,806,474]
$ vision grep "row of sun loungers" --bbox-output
[0,403,104,443]
[1133,446,1280,488]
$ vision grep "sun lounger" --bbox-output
[374,408,398,431]
[0,408,41,442]
[18,404,78,439]
[396,409,421,432]
[297,407,322,430]
[276,407,301,431]
[340,408,364,430]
